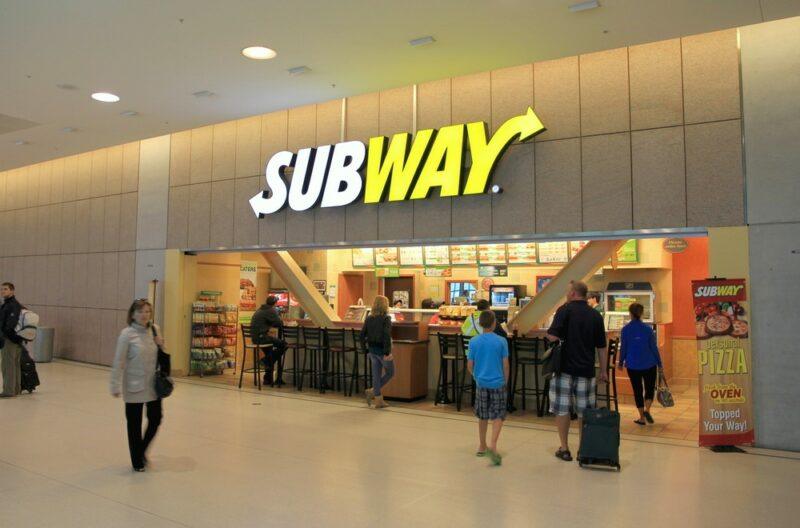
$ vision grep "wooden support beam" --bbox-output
[261,251,340,326]
[509,239,626,334]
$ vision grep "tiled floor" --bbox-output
[189,370,701,442]
[3,360,797,528]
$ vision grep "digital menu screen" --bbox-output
[374,247,399,266]
[450,245,477,265]
[352,248,374,267]
[399,246,424,266]
[424,245,450,266]
[537,241,569,264]
[507,243,537,264]
[477,244,507,265]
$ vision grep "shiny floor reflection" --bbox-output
[0,361,796,528]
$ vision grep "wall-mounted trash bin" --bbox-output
[31,327,54,363]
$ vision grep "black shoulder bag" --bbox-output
[542,308,570,378]
[151,325,174,399]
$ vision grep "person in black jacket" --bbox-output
[0,282,24,398]
[250,296,287,386]
[360,295,394,409]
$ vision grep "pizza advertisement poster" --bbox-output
[352,248,374,267]
[374,247,399,267]
[399,246,424,267]
[424,245,450,266]
[507,243,537,264]
[691,279,754,447]
[450,245,478,265]
[477,244,507,265]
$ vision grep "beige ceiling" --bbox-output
[1,0,799,171]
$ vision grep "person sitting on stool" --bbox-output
[251,296,287,386]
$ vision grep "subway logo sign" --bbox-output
[250,107,545,216]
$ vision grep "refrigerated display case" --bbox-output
[604,282,656,329]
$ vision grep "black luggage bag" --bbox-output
[20,347,40,393]
[577,407,620,470]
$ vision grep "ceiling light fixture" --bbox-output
[287,66,311,76]
[241,46,277,60]
[409,36,436,47]
[91,92,120,103]
[569,0,600,12]
[120,110,139,117]
[192,90,215,98]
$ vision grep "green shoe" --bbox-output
[488,449,502,466]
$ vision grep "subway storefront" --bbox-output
[1,19,797,450]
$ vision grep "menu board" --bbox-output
[616,239,639,263]
[399,246,423,267]
[450,245,477,265]
[424,245,450,266]
[352,248,374,267]
[537,241,569,264]
[477,244,507,265]
[569,240,589,259]
[507,243,537,264]
[374,247,399,266]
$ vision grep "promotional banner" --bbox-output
[692,279,754,447]
[239,260,258,324]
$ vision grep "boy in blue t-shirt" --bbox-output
[467,310,510,466]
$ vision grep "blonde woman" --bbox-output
[110,299,165,472]
[360,295,394,408]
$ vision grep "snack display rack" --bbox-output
[435,305,477,327]
[190,291,238,376]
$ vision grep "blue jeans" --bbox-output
[369,352,395,396]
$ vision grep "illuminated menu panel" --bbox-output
[424,245,450,266]
[507,242,537,264]
[374,247,399,266]
[569,240,589,259]
[450,245,477,265]
[399,246,423,267]
[478,244,507,265]
[352,247,374,267]
[537,241,569,264]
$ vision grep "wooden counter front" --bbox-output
[380,340,429,401]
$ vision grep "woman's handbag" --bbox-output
[656,368,674,408]
[151,325,174,399]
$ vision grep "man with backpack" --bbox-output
[0,282,24,397]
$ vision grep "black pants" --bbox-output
[627,366,657,409]
[259,337,287,382]
[125,399,162,469]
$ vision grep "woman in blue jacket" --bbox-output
[619,303,662,425]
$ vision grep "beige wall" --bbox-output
[0,28,744,366]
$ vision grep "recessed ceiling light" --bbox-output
[287,66,311,76]
[409,36,436,47]
[62,126,78,133]
[120,110,139,117]
[569,0,600,12]
[192,90,215,98]
[14,140,27,146]
[241,46,277,60]
[56,83,78,90]
[91,92,120,103]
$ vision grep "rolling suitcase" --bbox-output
[577,407,621,470]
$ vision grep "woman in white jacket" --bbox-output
[110,299,164,472]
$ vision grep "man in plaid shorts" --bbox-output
[467,310,510,466]
[546,281,608,462]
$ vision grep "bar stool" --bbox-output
[349,328,373,397]
[300,327,327,393]
[458,334,476,411]
[239,324,263,391]
[597,338,619,411]
[510,336,547,415]
[280,326,304,389]
[325,327,356,394]
[434,333,460,406]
